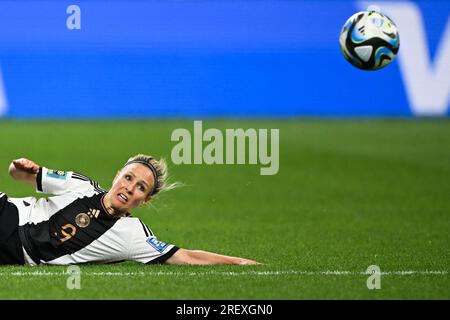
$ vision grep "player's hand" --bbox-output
[12,158,40,174]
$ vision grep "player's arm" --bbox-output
[128,220,260,265]
[165,248,260,265]
[8,158,40,188]
[10,158,101,195]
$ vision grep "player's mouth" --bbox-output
[117,193,128,203]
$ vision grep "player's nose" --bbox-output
[125,185,133,195]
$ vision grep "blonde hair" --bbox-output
[123,154,177,196]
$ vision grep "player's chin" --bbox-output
[114,199,141,211]
[111,198,130,211]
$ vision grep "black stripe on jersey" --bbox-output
[72,173,106,194]
[71,175,88,182]
[146,246,179,265]
[36,167,43,192]
[139,220,149,237]
[72,172,90,181]
[146,225,154,236]
[91,183,106,194]
[139,220,153,237]
[92,181,107,194]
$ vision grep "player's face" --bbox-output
[109,163,155,212]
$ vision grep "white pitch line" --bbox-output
[0,270,447,277]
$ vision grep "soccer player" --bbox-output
[0,155,259,266]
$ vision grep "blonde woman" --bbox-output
[0,155,258,266]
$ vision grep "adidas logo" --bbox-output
[87,208,100,219]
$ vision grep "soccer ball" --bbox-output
[339,10,400,70]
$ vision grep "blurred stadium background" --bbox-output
[0,0,448,299]
[0,0,448,118]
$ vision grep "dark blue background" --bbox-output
[0,0,447,118]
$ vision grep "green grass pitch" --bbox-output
[0,119,448,299]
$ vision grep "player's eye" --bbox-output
[125,174,132,181]
[138,184,146,192]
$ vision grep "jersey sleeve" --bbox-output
[128,219,179,264]
[36,166,106,196]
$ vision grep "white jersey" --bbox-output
[10,167,178,265]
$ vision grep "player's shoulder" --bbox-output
[115,216,153,237]
[70,171,107,194]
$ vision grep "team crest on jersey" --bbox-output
[47,169,67,180]
[75,209,100,228]
[75,213,90,228]
[146,237,169,253]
